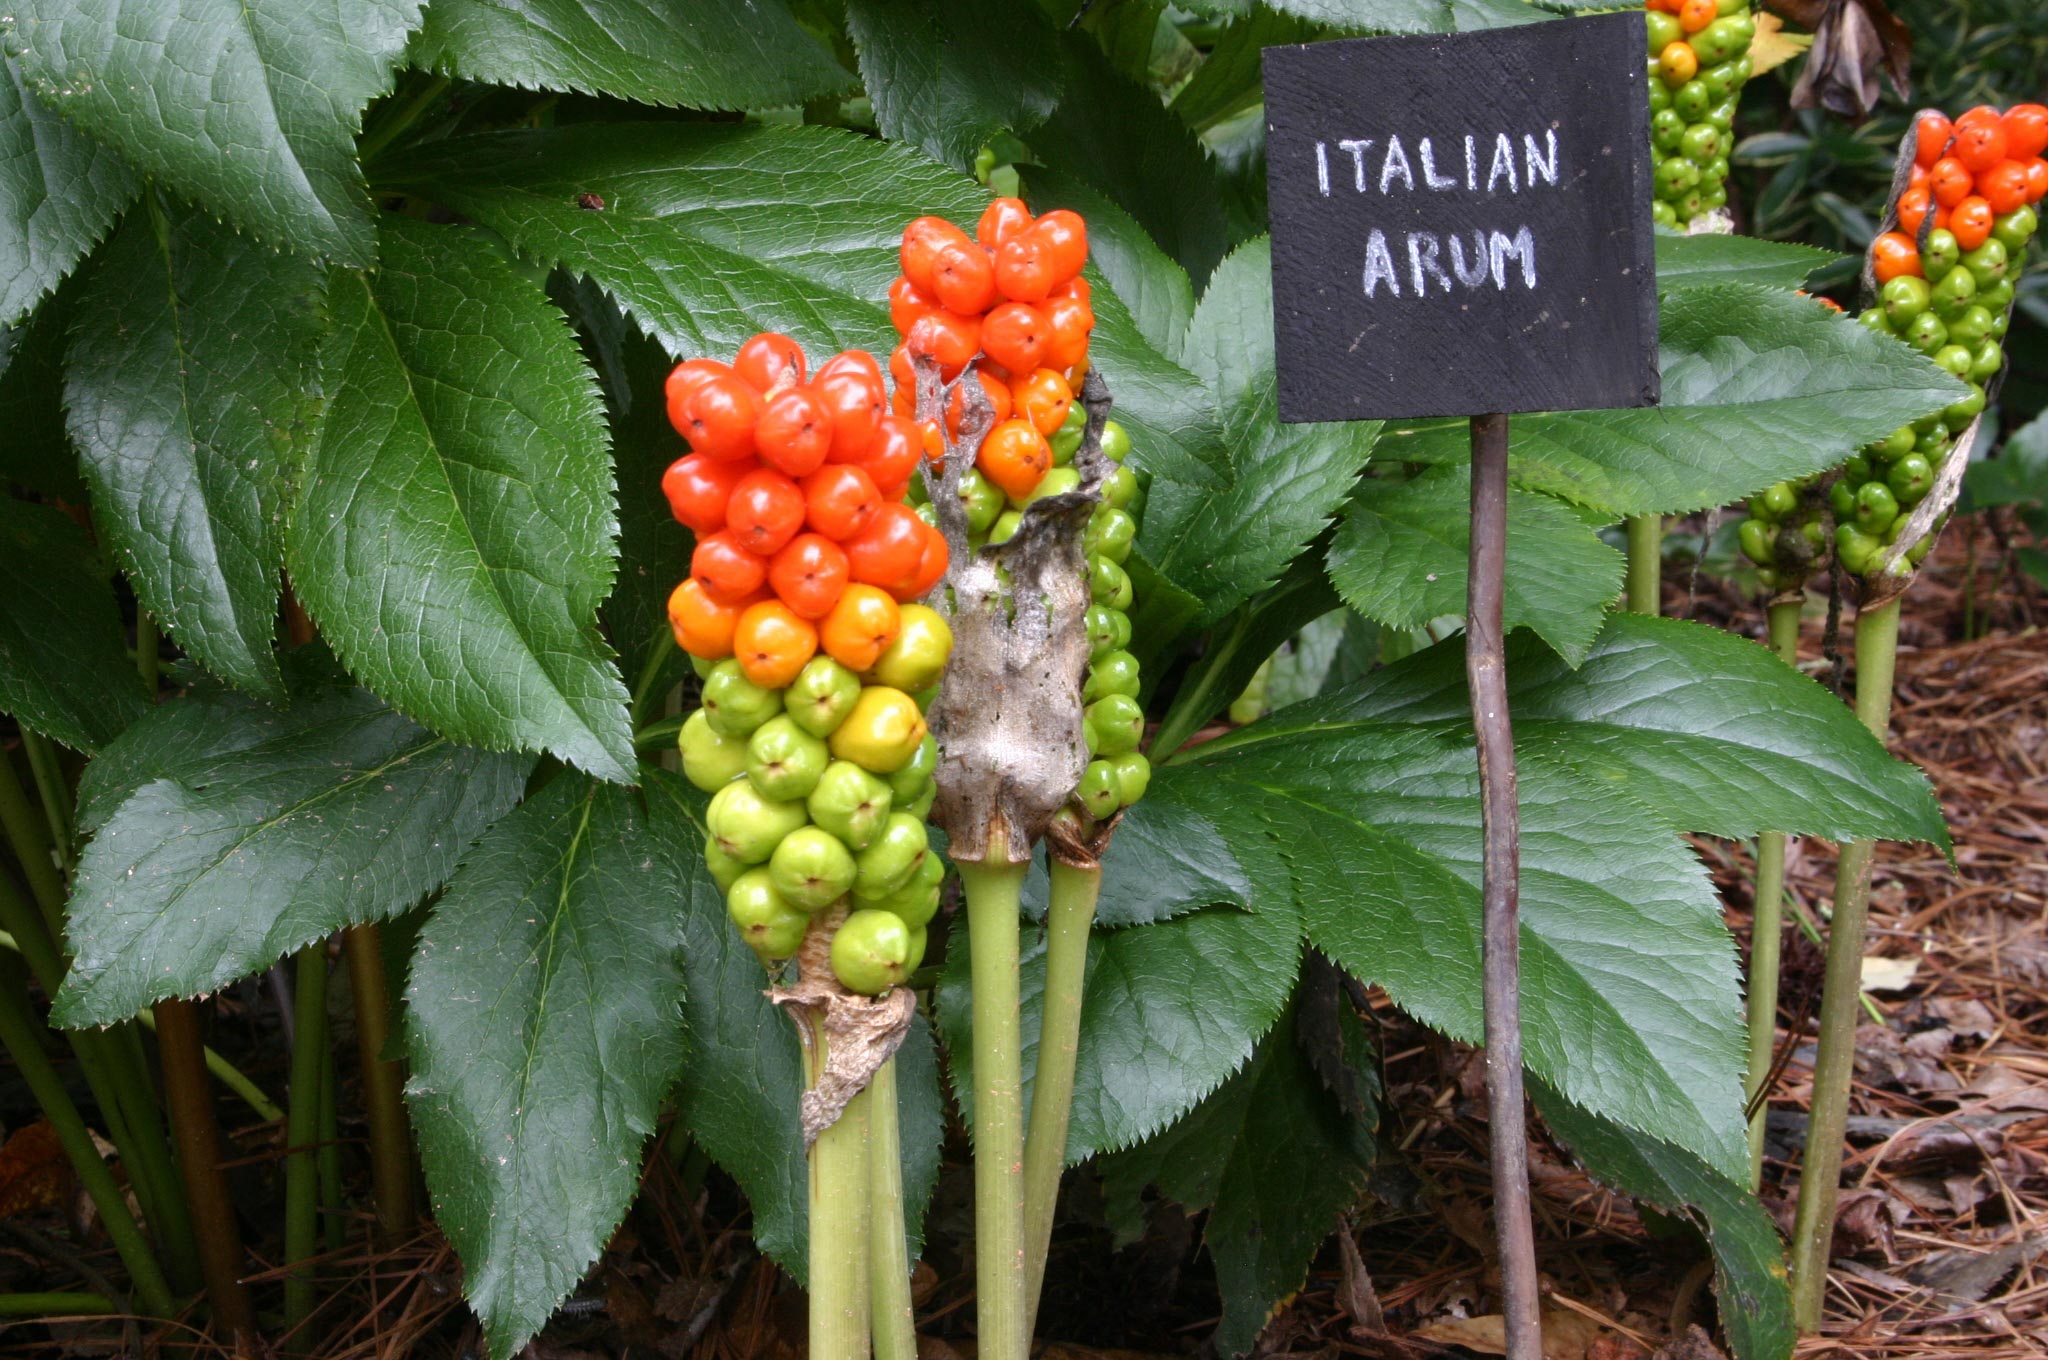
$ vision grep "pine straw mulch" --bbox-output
[1,520,2042,1360]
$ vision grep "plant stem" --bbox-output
[1747,599,1803,1184]
[1788,595,1901,1332]
[133,1006,283,1123]
[868,1057,916,1360]
[0,962,175,1317]
[1023,859,1100,1330]
[957,844,1029,1360]
[343,923,415,1243]
[0,751,67,937]
[1469,413,1541,1360]
[154,997,258,1344]
[19,733,73,868]
[283,943,329,1330]
[0,1292,116,1316]
[317,1041,344,1254]
[1625,515,1662,615]
[810,1072,872,1360]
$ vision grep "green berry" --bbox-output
[807,760,894,851]
[706,779,810,865]
[769,826,858,912]
[1090,558,1133,610]
[745,715,830,802]
[702,660,782,738]
[1099,420,1131,463]
[885,733,939,805]
[1075,759,1121,821]
[1085,507,1137,564]
[830,909,913,995]
[704,841,749,892]
[679,709,748,793]
[1086,694,1145,757]
[1083,650,1142,702]
[1109,751,1151,807]
[853,812,930,900]
[728,870,809,958]
[956,467,1005,534]
[1881,275,1930,327]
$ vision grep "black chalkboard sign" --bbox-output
[1263,14,1660,424]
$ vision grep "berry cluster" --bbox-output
[662,334,951,996]
[1843,105,2044,575]
[1644,0,1752,230]
[888,201,1151,829]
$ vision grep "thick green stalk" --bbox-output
[0,753,66,936]
[810,1076,873,1360]
[134,1006,283,1123]
[1747,599,1803,1184]
[343,923,415,1242]
[868,1057,915,1360]
[956,848,1029,1360]
[1625,515,1662,615]
[154,997,258,1344]
[1023,859,1100,1329]
[283,944,330,1329]
[1788,596,1901,1331]
[0,964,175,1316]
[20,733,73,868]
[317,1042,344,1254]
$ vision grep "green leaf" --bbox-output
[1654,233,1842,292]
[845,0,1062,172]
[0,496,146,751]
[1381,284,1972,514]
[1168,6,1317,133]
[412,0,850,111]
[3,0,422,266]
[1535,1081,1794,1360]
[1159,722,1753,1179]
[1145,238,1374,626]
[55,665,530,1028]
[288,218,634,781]
[1020,170,1194,362]
[377,122,1225,518]
[0,54,135,326]
[406,770,693,1360]
[551,275,690,715]
[1029,32,1237,285]
[1100,993,1377,1357]
[0,280,89,502]
[1264,609,1379,710]
[648,774,943,1282]
[1317,612,1950,848]
[67,200,325,701]
[1263,0,1545,32]
[1962,410,2048,512]
[1327,466,1623,664]
[938,898,1302,1159]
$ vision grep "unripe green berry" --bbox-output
[706,779,809,865]
[679,709,748,793]
[745,715,830,802]
[769,826,858,912]
[831,909,913,995]
[727,870,809,958]
[702,660,781,738]
[807,761,894,850]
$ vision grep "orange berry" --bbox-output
[2004,104,2048,161]
[768,532,851,620]
[733,332,806,393]
[820,584,902,672]
[1011,368,1073,437]
[1658,40,1697,84]
[1678,0,1715,34]
[691,530,768,606]
[1915,112,1953,168]
[981,302,1047,374]
[847,416,923,496]
[803,463,882,542]
[1027,210,1088,282]
[895,526,950,603]
[931,239,998,314]
[1870,232,1922,283]
[1979,160,2031,215]
[889,276,937,335]
[993,235,1056,302]
[727,469,806,557]
[902,311,982,378]
[2025,158,2048,203]
[1949,196,1994,251]
[678,374,762,462]
[1953,116,2008,173]
[1930,157,1973,208]
[668,579,749,659]
[664,358,730,438]
[812,356,886,463]
[1896,184,1935,237]
[976,419,1052,502]
[900,216,973,296]
[946,365,1013,437]
[976,197,1034,249]
[1041,295,1094,371]
[845,504,928,591]
[662,453,748,535]
[732,600,818,689]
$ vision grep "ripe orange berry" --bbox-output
[1949,196,1994,251]
[2004,104,2048,161]
[803,463,882,542]
[678,374,762,462]
[976,197,1034,249]
[993,235,1056,303]
[727,469,806,556]
[902,311,982,378]
[1915,112,1953,168]
[820,584,902,671]
[1953,115,2008,173]
[1048,274,1091,304]
[889,276,937,335]
[977,419,1052,502]
[1028,210,1088,283]
[768,533,851,620]
[1930,157,1973,208]
[1979,160,2031,215]
[1896,184,1936,237]
[664,358,731,438]
[1041,295,1094,371]
[669,579,750,659]
[895,526,950,602]
[848,416,923,499]
[1870,232,1922,283]
[931,239,998,314]
[662,453,749,535]
[733,332,806,393]
[946,366,1013,437]
[2026,158,2048,203]
[1677,0,1715,33]
[845,503,928,591]
[733,600,818,688]
[982,302,1047,374]
[900,216,973,296]
[755,386,833,477]
[812,356,886,463]
[691,530,769,606]
[1011,368,1073,437]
